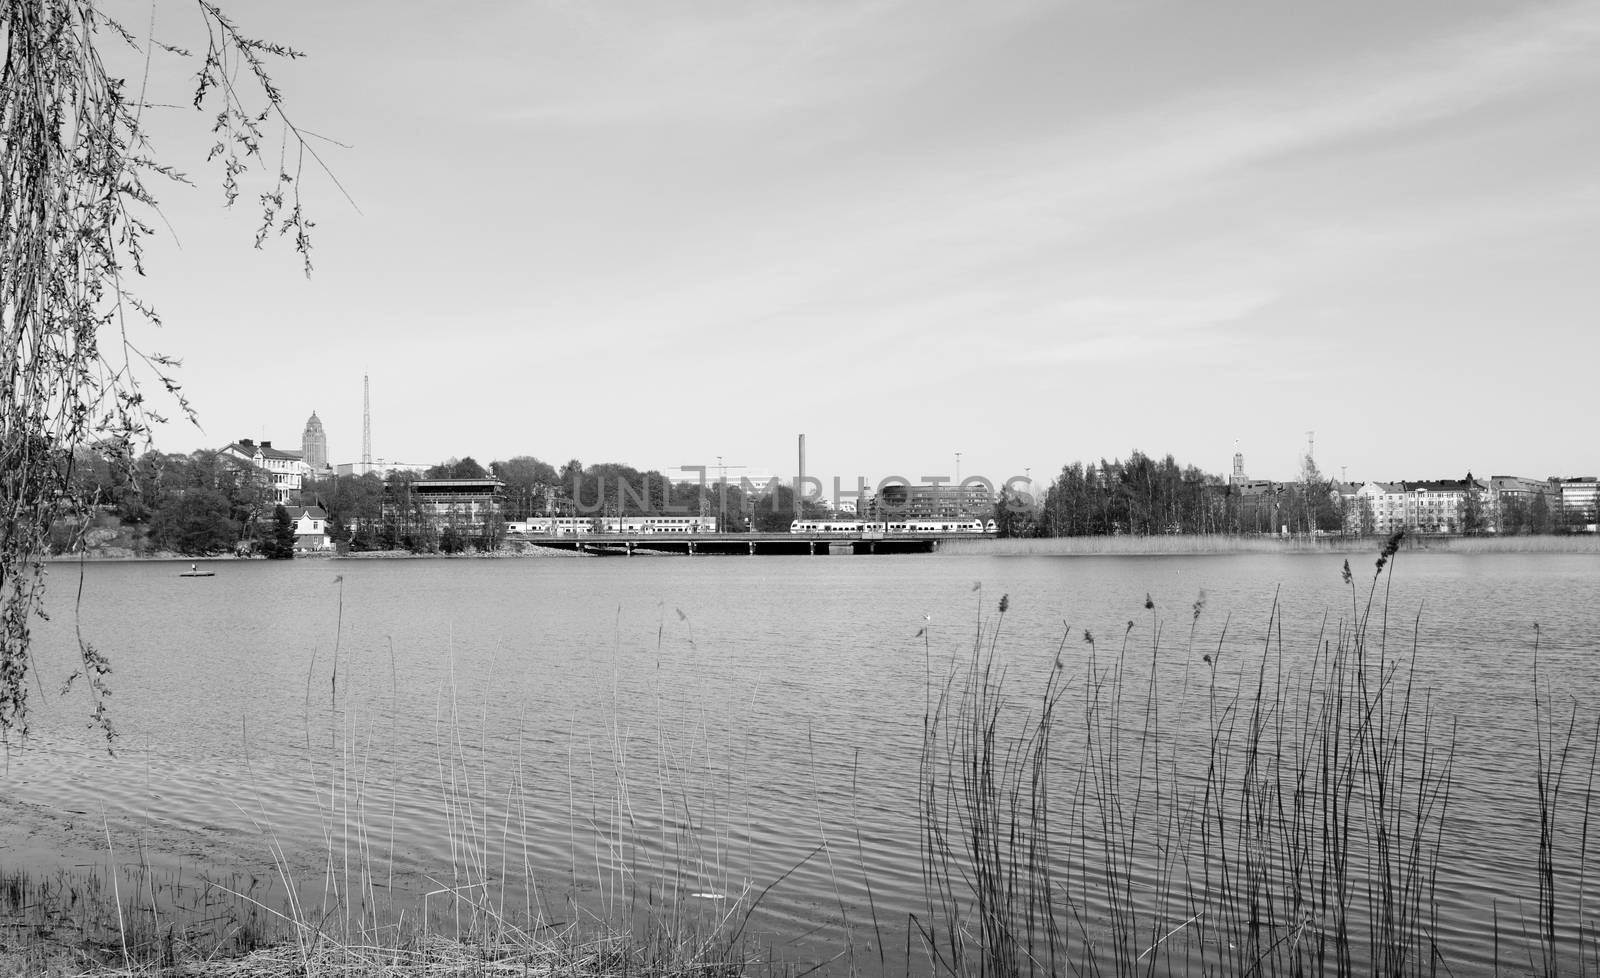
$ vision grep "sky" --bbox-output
[118,0,1599,489]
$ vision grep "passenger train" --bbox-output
[506,515,719,536]
[789,519,995,535]
[503,516,996,536]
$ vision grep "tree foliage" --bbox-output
[749,483,827,532]
[491,455,560,518]
[1,0,323,745]
[264,504,296,558]
[148,489,237,555]
[1459,474,1487,535]
[1038,451,1229,536]
[426,456,489,480]
[993,487,1034,538]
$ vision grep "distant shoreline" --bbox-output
[42,534,1600,563]
[938,534,1600,556]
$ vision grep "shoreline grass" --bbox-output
[2,623,776,977]
[940,532,1600,556]
[918,535,1598,977]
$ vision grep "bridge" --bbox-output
[509,531,994,556]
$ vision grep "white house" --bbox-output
[220,438,310,504]
[283,505,332,551]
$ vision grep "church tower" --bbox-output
[301,411,329,472]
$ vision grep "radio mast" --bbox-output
[362,373,372,469]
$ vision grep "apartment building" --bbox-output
[1346,482,1397,534]
[1351,478,1493,535]
[220,438,310,504]
[1558,477,1600,531]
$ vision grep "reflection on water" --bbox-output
[6,551,1599,974]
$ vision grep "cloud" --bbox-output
[838,1,1600,240]
[467,1,1600,378]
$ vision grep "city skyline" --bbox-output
[123,0,1598,485]
[209,405,1589,492]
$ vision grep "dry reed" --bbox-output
[916,532,1598,977]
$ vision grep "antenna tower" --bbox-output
[1302,430,1315,483]
[362,373,372,466]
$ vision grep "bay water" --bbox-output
[5,550,1598,974]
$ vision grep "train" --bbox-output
[506,515,719,536]
[502,516,996,536]
[789,519,995,535]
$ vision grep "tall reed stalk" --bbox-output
[919,532,1484,978]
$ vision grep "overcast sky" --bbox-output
[125,0,1598,487]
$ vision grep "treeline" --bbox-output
[56,445,1588,555]
[61,446,282,555]
[1007,450,1590,539]
[999,450,1341,538]
[55,448,827,556]
[406,455,827,531]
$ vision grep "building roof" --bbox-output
[412,478,506,489]
[1399,479,1485,493]
[223,438,304,462]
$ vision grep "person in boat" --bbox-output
[190,563,197,574]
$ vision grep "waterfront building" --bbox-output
[220,438,309,504]
[1488,475,1558,533]
[1556,477,1599,531]
[1372,478,1493,535]
[384,478,506,535]
[1353,481,1406,535]
[1490,475,1557,502]
[1229,479,1279,533]
[282,504,332,551]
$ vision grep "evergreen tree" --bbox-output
[268,505,297,559]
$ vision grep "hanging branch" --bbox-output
[0,0,336,748]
